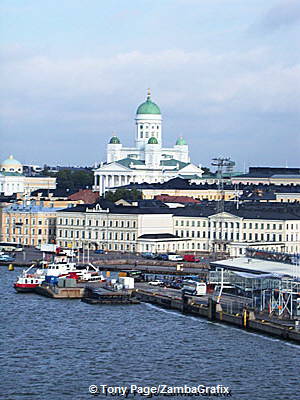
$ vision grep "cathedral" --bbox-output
[93,90,204,194]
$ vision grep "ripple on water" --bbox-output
[1,268,299,400]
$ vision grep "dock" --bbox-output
[34,284,85,299]
[135,287,300,343]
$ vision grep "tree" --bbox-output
[104,188,142,202]
[41,168,94,190]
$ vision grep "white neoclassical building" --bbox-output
[0,155,56,196]
[93,91,204,194]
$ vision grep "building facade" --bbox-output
[56,202,175,252]
[1,203,60,246]
[93,91,204,194]
[55,202,300,256]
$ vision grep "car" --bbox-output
[141,252,156,259]
[148,280,164,286]
[94,249,105,254]
[156,254,168,261]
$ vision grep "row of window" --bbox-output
[175,220,286,230]
[58,230,136,241]
[6,228,55,236]
[139,124,160,130]
[175,229,285,241]
[6,217,55,225]
[58,218,136,228]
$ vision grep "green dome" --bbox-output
[136,91,161,115]
[176,137,187,145]
[109,136,121,144]
[148,137,158,144]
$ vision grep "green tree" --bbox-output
[104,188,142,202]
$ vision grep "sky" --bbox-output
[0,0,299,171]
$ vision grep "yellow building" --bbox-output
[1,203,61,247]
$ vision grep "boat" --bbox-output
[43,258,106,282]
[13,264,45,293]
[14,256,106,293]
[0,254,16,263]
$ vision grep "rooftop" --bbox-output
[211,257,300,278]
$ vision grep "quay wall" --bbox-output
[135,290,300,343]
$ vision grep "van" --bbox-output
[168,254,184,261]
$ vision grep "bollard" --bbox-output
[8,263,14,271]
[295,320,300,332]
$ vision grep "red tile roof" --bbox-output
[68,189,99,204]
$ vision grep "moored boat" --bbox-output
[14,256,105,293]
[13,264,45,293]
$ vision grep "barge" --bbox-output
[81,287,140,305]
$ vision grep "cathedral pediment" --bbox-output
[95,162,132,172]
[178,163,204,174]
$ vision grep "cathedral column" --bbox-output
[99,175,103,196]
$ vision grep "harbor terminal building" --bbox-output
[93,91,204,195]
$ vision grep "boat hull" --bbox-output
[14,283,40,293]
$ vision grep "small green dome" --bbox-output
[136,90,161,115]
[148,137,158,144]
[176,137,187,145]
[109,136,121,144]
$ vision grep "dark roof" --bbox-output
[236,167,300,178]
[31,188,77,197]
[115,178,300,194]
[138,233,181,239]
[58,198,174,215]
[174,202,300,220]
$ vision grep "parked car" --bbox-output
[141,252,156,259]
[183,254,200,262]
[94,249,105,254]
[168,254,184,261]
[148,280,164,286]
[156,253,169,261]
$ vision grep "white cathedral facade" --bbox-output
[93,91,204,194]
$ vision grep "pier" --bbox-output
[134,285,300,343]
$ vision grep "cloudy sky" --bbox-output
[1,0,299,170]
